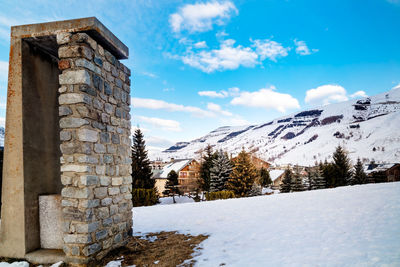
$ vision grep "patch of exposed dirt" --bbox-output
[99,231,208,267]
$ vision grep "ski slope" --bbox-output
[133,182,400,266]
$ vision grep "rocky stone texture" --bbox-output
[57,32,132,264]
[39,195,63,249]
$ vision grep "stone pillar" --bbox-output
[56,32,132,264]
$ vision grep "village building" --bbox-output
[249,155,271,170]
[365,163,400,183]
[270,169,286,189]
[153,159,200,196]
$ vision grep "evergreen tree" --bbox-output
[332,145,353,186]
[131,129,155,189]
[353,158,367,185]
[291,166,305,192]
[311,166,326,190]
[198,145,216,193]
[304,167,313,190]
[258,167,272,187]
[226,150,258,197]
[279,168,292,193]
[210,150,232,192]
[163,170,180,203]
[321,160,336,188]
[248,182,262,196]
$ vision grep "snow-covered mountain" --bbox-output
[157,87,400,165]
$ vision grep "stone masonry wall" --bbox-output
[57,32,132,264]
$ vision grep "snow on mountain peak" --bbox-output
[155,88,400,166]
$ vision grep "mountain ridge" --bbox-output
[156,87,400,165]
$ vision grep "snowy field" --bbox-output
[133,182,400,266]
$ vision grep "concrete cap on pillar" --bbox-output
[10,17,129,59]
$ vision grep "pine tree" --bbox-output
[226,150,257,197]
[210,150,232,192]
[248,182,262,196]
[291,166,305,192]
[163,170,180,203]
[321,160,335,188]
[280,168,292,193]
[311,166,326,190]
[131,128,154,189]
[353,158,367,185]
[258,167,272,187]
[304,167,313,190]
[198,145,216,193]
[332,145,352,186]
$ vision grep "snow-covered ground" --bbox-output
[158,195,195,205]
[133,182,400,266]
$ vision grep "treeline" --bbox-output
[197,145,272,200]
[280,145,374,193]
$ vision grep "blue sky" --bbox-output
[0,0,399,152]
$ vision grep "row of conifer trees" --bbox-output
[197,145,272,198]
[280,145,372,193]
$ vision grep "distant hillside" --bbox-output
[156,87,400,165]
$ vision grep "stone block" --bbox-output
[59,45,93,60]
[95,229,108,241]
[59,70,91,85]
[77,128,98,142]
[94,187,108,198]
[59,106,72,116]
[76,221,99,233]
[108,187,120,195]
[60,117,89,128]
[60,130,72,141]
[96,165,106,175]
[64,234,92,244]
[97,207,110,219]
[80,175,99,186]
[59,93,91,105]
[75,58,101,75]
[101,197,112,206]
[61,164,91,173]
[112,177,123,186]
[79,199,100,208]
[39,195,63,249]
[94,143,106,153]
[61,187,91,199]
[77,155,98,164]
[82,243,101,257]
[56,32,72,44]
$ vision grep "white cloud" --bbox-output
[350,90,368,98]
[170,1,238,33]
[207,102,232,116]
[198,90,228,98]
[194,41,208,49]
[174,37,294,72]
[0,117,4,127]
[231,86,300,113]
[0,61,8,81]
[145,135,175,147]
[132,97,214,117]
[198,87,240,98]
[294,39,318,56]
[305,84,348,105]
[140,71,158,78]
[251,39,289,61]
[181,39,259,73]
[136,115,182,132]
